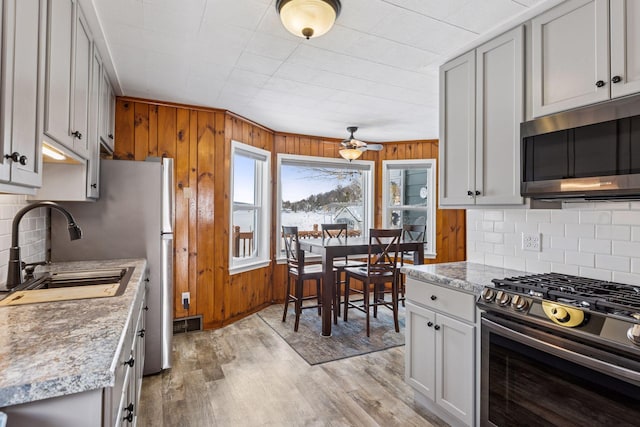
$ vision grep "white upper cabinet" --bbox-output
[44,0,92,158]
[532,0,640,117]
[86,44,101,199]
[440,26,524,207]
[610,0,640,98]
[100,68,115,152]
[0,0,46,189]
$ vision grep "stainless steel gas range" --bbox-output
[477,273,640,427]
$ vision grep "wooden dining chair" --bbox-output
[282,226,332,331]
[320,223,366,323]
[398,224,426,305]
[343,228,402,337]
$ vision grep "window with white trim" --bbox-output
[277,154,374,257]
[382,159,436,257]
[229,141,271,274]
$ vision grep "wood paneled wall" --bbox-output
[115,97,465,330]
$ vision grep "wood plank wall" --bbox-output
[115,97,465,330]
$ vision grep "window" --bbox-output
[277,154,374,257]
[382,159,436,257]
[229,141,271,274]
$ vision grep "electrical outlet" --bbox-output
[182,292,190,310]
[522,233,541,251]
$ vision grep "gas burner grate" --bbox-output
[492,273,640,317]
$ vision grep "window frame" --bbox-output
[229,140,272,274]
[382,159,437,258]
[276,153,375,261]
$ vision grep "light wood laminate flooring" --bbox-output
[138,311,448,427]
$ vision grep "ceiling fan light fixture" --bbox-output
[339,148,362,162]
[276,0,341,39]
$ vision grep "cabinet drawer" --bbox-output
[405,277,476,323]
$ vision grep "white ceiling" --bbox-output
[90,0,546,142]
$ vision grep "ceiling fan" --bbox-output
[339,126,383,161]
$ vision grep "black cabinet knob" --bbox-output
[427,321,433,327]
[595,80,605,88]
[124,356,135,367]
[138,329,145,338]
[18,155,27,165]
[467,190,473,196]
[144,305,149,311]
[123,413,133,423]
[4,152,20,162]
[434,325,441,330]
[71,130,82,139]
[612,75,622,83]
[430,295,437,301]
[475,190,481,196]
[91,183,97,188]
[108,133,114,140]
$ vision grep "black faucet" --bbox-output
[6,201,82,290]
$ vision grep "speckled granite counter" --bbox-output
[0,258,146,408]
[401,261,527,295]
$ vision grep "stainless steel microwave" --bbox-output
[521,95,640,200]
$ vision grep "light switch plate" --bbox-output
[522,233,541,251]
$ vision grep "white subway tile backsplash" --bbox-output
[578,267,612,282]
[539,222,564,236]
[526,210,551,223]
[565,251,594,267]
[565,223,595,239]
[484,232,503,244]
[525,259,551,273]
[504,256,526,271]
[579,211,612,224]
[467,251,485,264]
[494,244,515,256]
[484,254,504,267]
[551,211,579,224]
[480,221,494,232]
[552,263,579,276]
[504,210,526,224]
[515,222,538,233]
[612,241,640,257]
[476,242,494,253]
[612,211,640,225]
[539,248,565,263]
[483,210,503,222]
[595,225,631,241]
[579,238,611,254]
[632,258,640,274]
[550,236,579,251]
[494,222,515,233]
[595,254,629,272]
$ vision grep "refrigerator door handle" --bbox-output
[161,233,174,370]
[161,158,174,234]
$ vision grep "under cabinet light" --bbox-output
[42,144,66,161]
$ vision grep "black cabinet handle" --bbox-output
[475,190,481,196]
[125,403,134,412]
[19,155,27,165]
[430,295,437,301]
[427,321,433,327]
[467,190,473,196]
[91,183,97,189]
[124,356,135,367]
[138,329,145,338]
[595,80,605,88]
[108,133,114,140]
[612,75,622,84]
[71,130,82,139]
[123,412,133,423]
[144,305,149,311]
[434,325,441,330]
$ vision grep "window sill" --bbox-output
[229,259,271,275]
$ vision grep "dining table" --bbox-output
[297,235,425,336]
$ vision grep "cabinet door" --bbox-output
[44,0,74,149]
[405,302,436,400]
[610,0,640,98]
[532,0,610,117]
[100,69,115,151]
[71,5,91,158]
[86,45,100,198]
[435,313,474,427]
[439,51,476,206]
[0,0,44,187]
[475,26,524,205]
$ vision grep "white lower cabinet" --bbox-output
[405,278,475,427]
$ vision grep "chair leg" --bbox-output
[392,279,400,333]
[364,280,370,337]
[343,274,350,322]
[400,274,406,307]
[373,283,380,319]
[333,271,339,325]
[294,278,303,332]
[283,274,291,323]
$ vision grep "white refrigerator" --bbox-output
[50,158,174,375]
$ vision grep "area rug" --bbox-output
[257,303,405,365]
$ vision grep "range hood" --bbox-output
[521,94,640,200]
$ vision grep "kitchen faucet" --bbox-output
[6,201,83,289]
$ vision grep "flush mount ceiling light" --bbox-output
[276,0,341,40]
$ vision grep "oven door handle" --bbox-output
[483,317,640,386]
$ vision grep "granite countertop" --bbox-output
[0,258,147,408]
[401,261,527,295]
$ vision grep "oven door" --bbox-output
[481,313,640,427]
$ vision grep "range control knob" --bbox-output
[628,313,640,346]
[511,295,529,311]
[496,291,511,307]
[481,288,496,302]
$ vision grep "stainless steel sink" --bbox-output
[15,267,134,296]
